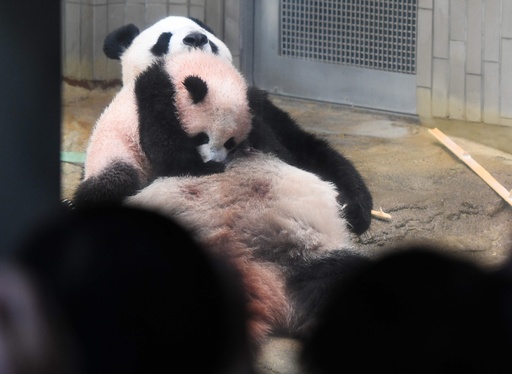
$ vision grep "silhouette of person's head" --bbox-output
[302,244,512,374]
[9,206,251,374]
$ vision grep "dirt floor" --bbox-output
[61,82,512,373]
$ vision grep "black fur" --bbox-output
[61,198,75,211]
[224,137,236,150]
[209,41,219,54]
[285,250,372,337]
[103,18,219,63]
[183,75,208,104]
[247,87,373,235]
[191,132,209,146]
[247,115,294,164]
[73,160,141,208]
[188,17,217,35]
[150,32,172,56]
[135,62,224,179]
[103,24,140,60]
[135,65,373,236]
[97,20,373,236]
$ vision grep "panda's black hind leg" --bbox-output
[73,161,141,208]
[284,249,372,339]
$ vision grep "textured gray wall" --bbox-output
[416,0,512,126]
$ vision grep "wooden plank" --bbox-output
[429,128,512,206]
[371,208,392,221]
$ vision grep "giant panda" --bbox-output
[126,147,371,352]
[76,15,373,236]
[75,47,372,352]
[73,49,252,206]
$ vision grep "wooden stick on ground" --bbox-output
[428,128,512,207]
[371,208,392,221]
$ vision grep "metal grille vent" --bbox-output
[280,0,417,74]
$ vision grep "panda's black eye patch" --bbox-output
[224,137,236,150]
[183,76,208,104]
[192,132,209,146]
[151,32,172,56]
[209,41,219,55]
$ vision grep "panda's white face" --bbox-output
[196,140,228,163]
[195,129,238,163]
[165,51,252,164]
[134,50,252,170]
[120,16,233,84]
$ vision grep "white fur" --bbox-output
[197,143,228,163]
[83,82,149,180]
[126,152,352,255]
[121,16,232,84]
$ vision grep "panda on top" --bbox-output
[74,15,373,237]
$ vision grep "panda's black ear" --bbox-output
[183,76,208,104]
[209,41,219,55]
[151,32,173,57]
[188,17,216,35]
[103,24,140,60]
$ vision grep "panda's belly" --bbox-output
[126,152,352,261]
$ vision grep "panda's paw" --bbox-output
[61,198,76,211]
[73,161,141,208]
[344,202,373,236]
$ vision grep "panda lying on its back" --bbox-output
[127,148,371,351]
[76,43,371,353]
[75,15,373,235]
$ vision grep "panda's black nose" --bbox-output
[183,32,208,48]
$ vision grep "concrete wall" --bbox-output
[417,0,512,126]
[62,0,242,82]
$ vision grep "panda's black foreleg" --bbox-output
[283,249,372,339]
[291,136,373,236]
[248,87,373,235]
[135,61,225,178]
[73,161,141,208]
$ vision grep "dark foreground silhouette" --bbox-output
[3,206,252,374]
[301,243,512,374]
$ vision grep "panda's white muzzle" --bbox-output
[197,144,228,163]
